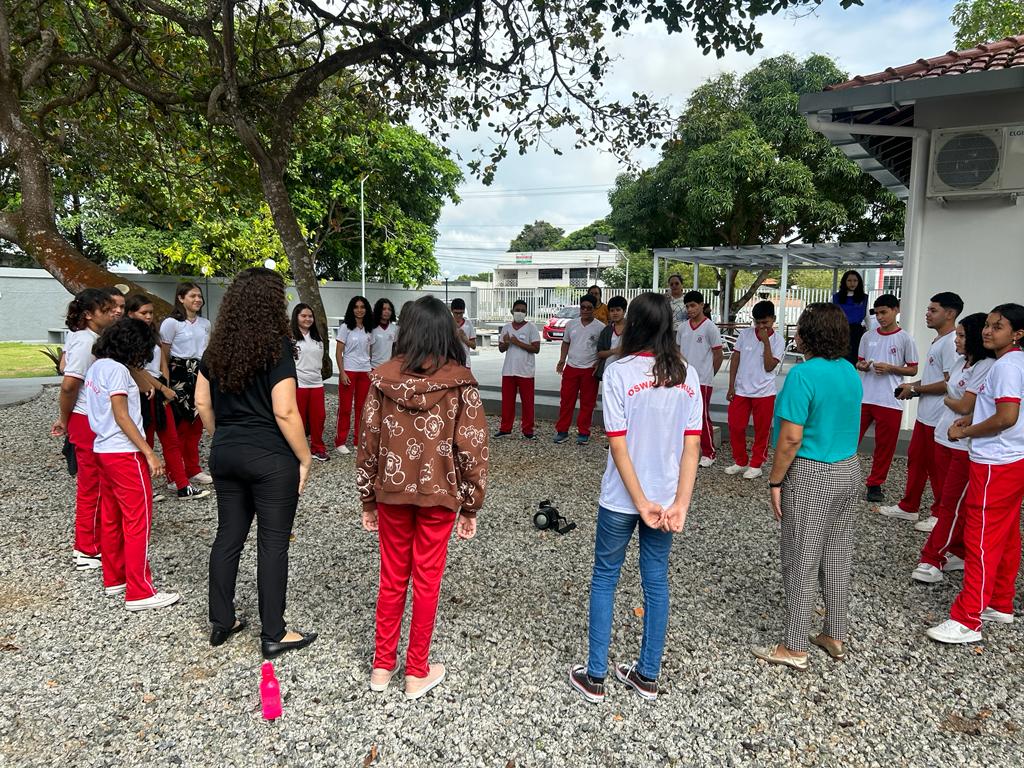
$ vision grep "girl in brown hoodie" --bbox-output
[356,296,489,700]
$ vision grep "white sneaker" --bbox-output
[878,504,918,522]
[914,516,938,533]
[911,563,944,584]
[335,445,351,456]
[926,619,981,644]
[742,466,763,480]
[125,591,181,612]
[104,583,126,596]
[724,463,746,475]
[190,472,213,485]
[73,550,101,571]
[943,554,965,572]
[981,607,1014,624]
[699,456,715,468]
[153,493,166,503]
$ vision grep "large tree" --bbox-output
[951,0,1024,48]
[509,220,565,252]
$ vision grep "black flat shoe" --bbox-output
[210,618,247,647]
[261,631,318,659]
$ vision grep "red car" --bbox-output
[542,306,580,341]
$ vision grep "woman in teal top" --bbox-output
[752,303,863,671]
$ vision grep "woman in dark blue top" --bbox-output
[831,270,868,365]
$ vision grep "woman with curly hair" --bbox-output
[195,268,315,658]
[85,318,179,610]
[291,303,329,462]
[357,295,488,700]
[334,295,374,455]
[753,303,863,670]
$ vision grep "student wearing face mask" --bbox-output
[495,300,541,439]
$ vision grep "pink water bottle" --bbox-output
[260,661,282,720]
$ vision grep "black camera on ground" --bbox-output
[533,499,576,535]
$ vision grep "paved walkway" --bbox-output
[0,376,60,408]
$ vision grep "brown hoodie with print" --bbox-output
[356,357,489,517]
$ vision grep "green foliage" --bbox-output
[951,0,1024,47]
[457,271,493,281]
[555,219,615,250]
[509,221,566,252]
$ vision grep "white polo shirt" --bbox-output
[600,354,703,515]
[969,349,1024,465]
[456,318,477,368]
[499,321,541,378]
[336,325,372,372]
[63,328,99,416]
[85,358,143,454]
[159,316,210,359]
[563,318,605,369]
[858,327,918,411]
[296,333,325,388]
[934,357,995,451]
[677,317,723,388]
[370,323,398,368]
[916,331,958,427]
[733,327,785,398]
[143,343,162,378]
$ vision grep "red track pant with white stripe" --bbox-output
[500,375,535,435]
[96,452,157,601]
[176,416,205,478]
[145,401,189,490]
[727,394,774,468]
[556,365,598,436]
[859,404,903,487]
[699,384,716,460]
[949,458,1024,631]
[897,421,940,514]
[67,412,101,556]
[337,370,371,446]
[919,445,969,569]
[296,386,327,453]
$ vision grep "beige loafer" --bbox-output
[405,663,446,701]
[369,667,397,692]
[751,644,809,671]
[809,634,846,661]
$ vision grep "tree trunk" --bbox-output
[731,268,773,316]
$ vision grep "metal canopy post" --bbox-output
[779,252,790,339]
[692,258,699,290]
[724,268,733,323]
[652,252,660,291]
[832,267,839,293]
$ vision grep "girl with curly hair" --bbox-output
[334,295,374,455]
[357,295,488,700]
[195,268,315,658]
[291,303,328,462]
[50,288,117,571]
[85,318,179,610]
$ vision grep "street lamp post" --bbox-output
[359,170,375,297]
[443,271,451,303]
[594,235,626,291]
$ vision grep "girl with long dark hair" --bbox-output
[334,295,374,455]
[370,298,399,369]
[160,282,211,484]
[569,292,702,703]
[291,303,328,462]
[832,270,869,365]
[357,295,486,700]
[50,288,116,570]
[196,268,315,657]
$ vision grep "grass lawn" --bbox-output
[0,342,60,378]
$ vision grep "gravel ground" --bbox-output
[1,387,1022,768]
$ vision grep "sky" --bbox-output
[432,0,959,279]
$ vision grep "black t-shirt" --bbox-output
[199,337,297,457]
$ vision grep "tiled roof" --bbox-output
[827,35,1024,91]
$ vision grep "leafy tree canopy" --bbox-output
[951,0,1024,48]
[509,221,566,252]
[555,219,615,250]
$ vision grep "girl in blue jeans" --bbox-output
[569,292,702,703]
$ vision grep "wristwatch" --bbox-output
[768,481,784,488]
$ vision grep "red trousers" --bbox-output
[336,370,371,446]
[727,394,774,468]
[897,422,940,514]
[96,452,156,601]
[67,413,101,556]
[145,401,189,490]
[950,459,1024,630]
[175,416,205,478]
[296,386,327,453]
[919,445,969,569]
[373,502,456,678]
[859,404,903,487]
[500,376,535,435]
[699,384,716,460]
[556,365,598,436]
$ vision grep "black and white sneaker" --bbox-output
[177,484,211,500]
[73,549,101,571]
[568,664,605,703]
[615,662,658,701]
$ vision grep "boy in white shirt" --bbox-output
[451,298,476,368]
[676,290,724,467]
[879,292,962,525]
[495,300,541,438]
[555,294,605,445]
[725,301,786,479]
[856,294,919,502]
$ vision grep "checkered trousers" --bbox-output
[780,455,862,652]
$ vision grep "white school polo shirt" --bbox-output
[563,317,605,369]
[733,327,785,398]
[370,323,398,368]
[934,357,994,452]
[499,321,541,378]
[916,331,958,427]
[295,334,325,388]
[600,354,703,515]
[336,325,372,372]
[858,327,918,411]
[143,343,162,378]
[456,318,477,368]
[969,349,1024,465]
[159,316,210,359]
[677,317,723,388]
[64,328,99,415]
[85,358,144,454]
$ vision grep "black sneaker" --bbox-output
[865,485,884,502]
[493,431,512,438]
[522,433,535,440]
[312,450,330,462]
[178,484,211,500]
[553,432,570,444]
[614,662,658,701]
[568,664,605,703]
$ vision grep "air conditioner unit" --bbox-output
[927,125,1024,198]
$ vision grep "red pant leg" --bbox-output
[177,417,204,477]
[727,395,753,466]
[157,404,189,489]
[500,376,516,433]
[577,367,598,436]
[97,453,156,601]
[556,365,583,434]
[406,505,456,678]
[97,467,124,589]
[749,395,775,469]
[374,502,416,672]
[919,446,970,568]
[699,385,716,460]
[859,404,873,445]
[336,373,355,446]
[519,377,536,435]
[67,413,101,555]
[307,387,326,453]
[950,459,1024,629]
[296,386,311,436]
[352,371,371,446]
[865,405,902,488]
[898,421,936,513]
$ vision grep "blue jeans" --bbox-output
[587,506,673,680]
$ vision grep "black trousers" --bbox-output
[208,443,299,642]
[845,323,865,366]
